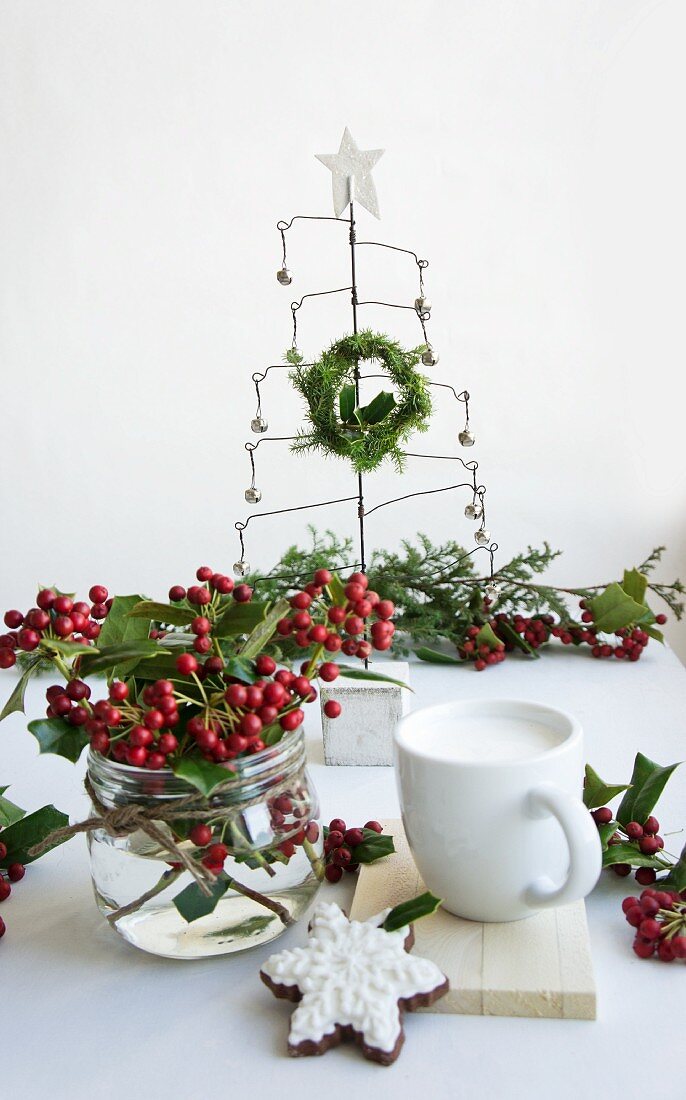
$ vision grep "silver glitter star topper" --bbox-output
[315,128,384,220]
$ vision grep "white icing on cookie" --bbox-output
[261,901,446,1054]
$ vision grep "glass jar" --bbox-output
[87,729,323,959]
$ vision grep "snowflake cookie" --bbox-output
[260,901,449,1065]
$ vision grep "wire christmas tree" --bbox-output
[233,129,499,605]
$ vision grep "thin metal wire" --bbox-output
[277,215,348,270]
[364,482,474,518]
[244,438,297,491]
[291,287,353,348]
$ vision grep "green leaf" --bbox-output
[0,658,41,723]
[589,583,647,634]
[339,383,356,423]
[643,624,665,643]
[222,657,259,684]
[214,600,268,639]
[96,595,150,647]
[358,390,396,425]
[238,598,290,660]
[327,573,347,607]
[353,829,395,864]
[476,622,501,650]
[337,665,412,690]
[415,646,461,665]
[601,843,666,870]
[39,638,96,658]
[0,805,69,866]
[658,842,686,892]
[496,620,541,658]
[616,753,681,827]
[383,891,442,932]
[597,821,618,851]
[127,600,193,627]
[79,640,164,676]
[582,764,630,809]
[28,717,89,763]
[0,787,26,828]
[173,872,232,923]
[622,569,648,605]
[172,757,235,797]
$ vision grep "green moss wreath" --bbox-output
[288,331,433,474]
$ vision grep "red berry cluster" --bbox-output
[458,623,506,671]
[0,585,110,667]
[0,832,27,943]
[276,570,395,660]
[592,808,667,885]
[322,817,383,882]
[622,889,686,961]
[166,566,252,654]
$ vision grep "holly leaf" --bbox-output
[238,599,290,660]
[415,646,461,665]
[358,391,396,425]
[96,595,150,647]
[0,805,69,865]
[0,657,41,723]
[337,666,412,690]
[589,583,647,634]
[222,657,259,684]
[601,843,665,870]
[658,842,686,892]
[214,600,267,639]
[79,640,164,676]
[383,891,442,932]
[643,624,665,644]
[597,821,618,851]
[0,787,26,827]
[622,569,648,605]
[39,638,96,658]
[582,764,630,809]
[126,601,193,627]
[339,383,356,423]
[496,620,541,658]
[171,757,235,797]
[327,573,347,607]
[28,717,89,763]
[476,622,501,650]
[616,753,680,827]
[173,872,232,923]
[353,829,395,864]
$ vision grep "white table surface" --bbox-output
[2,645,685,1100]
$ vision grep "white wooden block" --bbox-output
[320,662,411,766]
[350,819,596,1020]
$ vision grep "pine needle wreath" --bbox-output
[288,331,433,474]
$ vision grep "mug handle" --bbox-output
[523,781,602,909]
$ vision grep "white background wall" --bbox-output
[1,1,685,658]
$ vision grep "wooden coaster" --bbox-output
[349,819,596,1020]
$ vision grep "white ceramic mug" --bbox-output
[394,698,602,922]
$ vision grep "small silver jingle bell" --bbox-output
[474,529,491,546]
[459,429,476,448]
[421,346,439,367]
[251,416,268,434]
[244,487,262,504]
[464,500,484,521]
[485,581,501,602]
[415,296,431,316]
[276,268,293,286]
[233,560,251,577]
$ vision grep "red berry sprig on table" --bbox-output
[622,889,686,961]
[321,817,392,882]
[0,584,110,667]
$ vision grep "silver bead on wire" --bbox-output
[464,500,484,521]
[233,560,251,577]
[458,429,475,448]
[474,529,491,546]
[251,416,268,434]
[415,296,431,316]
[485,581,501,602]
[244,487,262,504]
[276,268,293,286]
[421,346,439,367]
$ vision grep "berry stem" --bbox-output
[225,873,295,926]
[106,866,183,926]
[303,837,325,880]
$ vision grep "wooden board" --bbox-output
[349,819,596,1020]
